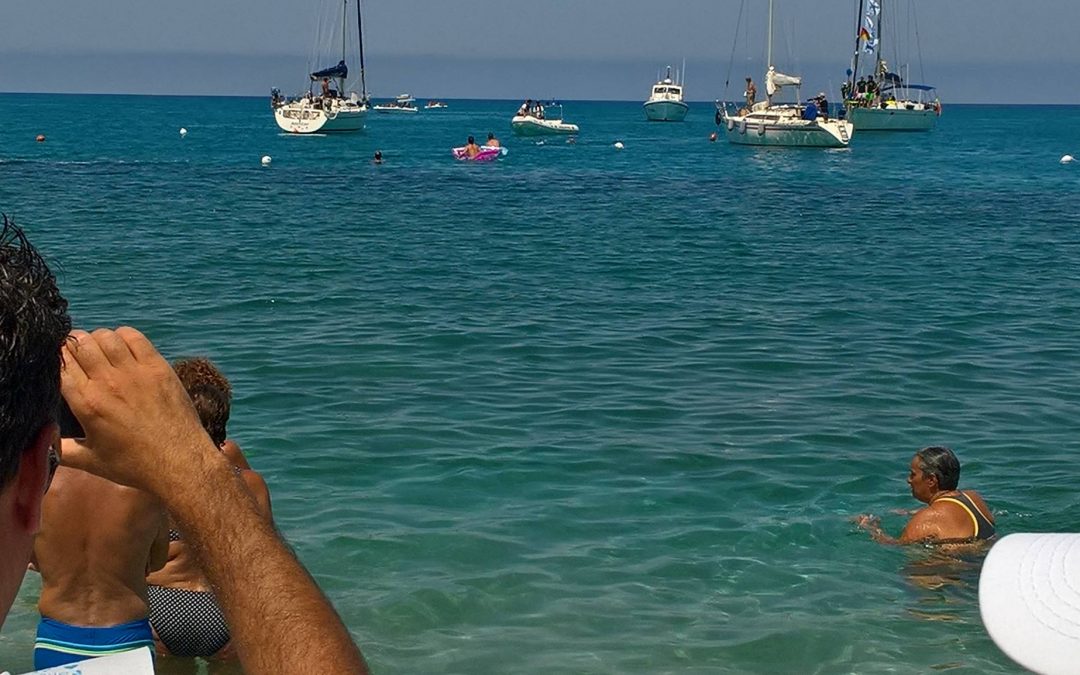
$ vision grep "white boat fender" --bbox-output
[614,141,624,150]
[739,119,748,135]
[179,128,188,138]
[757,123,766,136]
[261,155,272,166]
[726,118,735,132]
[1061,155,1075,164]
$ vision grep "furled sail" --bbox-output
[310,60,348,81]
[765,66,801,97]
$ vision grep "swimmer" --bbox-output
[373,150,383,165]
[484,132,500,149]
[855,446,995,544]
[464,136,481,158]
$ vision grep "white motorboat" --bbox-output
[717,0,852,148]
[271,0,369,134]
[374,94,419,114]
[424,100,448,109]
[510,101,579,136]
[842,0,940,131]
[643,66,689,122]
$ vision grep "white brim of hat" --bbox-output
[979,533,1080,675]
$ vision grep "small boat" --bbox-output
[271,0,369,134]
[424,100,449,109]
[842,0,940,131]
[452,146,507,162]
[511,101,579,136]
[374,94,419,114]
[643,66,689,122]
[717,0,852,148]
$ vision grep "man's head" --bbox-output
[0,214,70,627]
[488,132,495,140]
[0,215,70,488]
[746,77,751,83]
[909,446,961,500]
[173,357,231,446]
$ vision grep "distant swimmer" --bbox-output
[485,132,500,148]
[463,136,481,158]
[374,150,383,164]
[855,446,995,544]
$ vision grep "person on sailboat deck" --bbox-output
[518,99,532,116]
[744,77,757,107]
[321,77,331,98]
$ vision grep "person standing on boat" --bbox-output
[485,132,500,149]
[744,77,757,108]
[321,77,331,98]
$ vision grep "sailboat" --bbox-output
[717,0,853,148]
[843,0,940,131]
[271,0,369,134]
[643,65,689,122]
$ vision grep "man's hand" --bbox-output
[59,327,218,496]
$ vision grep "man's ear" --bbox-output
[13,423,57,533]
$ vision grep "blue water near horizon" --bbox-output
[2,93,1080,673]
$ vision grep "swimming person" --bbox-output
[485,132,500,148]
[856,446,995,544]
[146,359,272,659]
[373,150,383,165]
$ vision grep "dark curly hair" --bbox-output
[0,215,71,488]
[173,357,231,446]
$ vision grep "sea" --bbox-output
[1,94,1080,674]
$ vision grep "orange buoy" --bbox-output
[35,134,45,142]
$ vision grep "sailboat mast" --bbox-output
[876,0,884,78]
[339,0,347,93]
[357,0,368,100]
[767,0,774,69]
[852,0,866,86]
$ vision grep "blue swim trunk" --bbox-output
[34,616,155,669]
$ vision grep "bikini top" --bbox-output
[932,491,996,541]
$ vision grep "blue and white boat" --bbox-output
[643,66,689,122]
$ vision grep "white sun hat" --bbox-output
[979,533,1080,674]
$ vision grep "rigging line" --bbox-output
[723,0,747,101]
[912,0,925,84]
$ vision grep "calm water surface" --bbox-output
[2,94,1080,673]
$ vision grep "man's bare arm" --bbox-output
[59,327,368,674]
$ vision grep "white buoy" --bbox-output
[261,155,272,166]
[1061,154,1075,164]
[614,141,625,150]
[179,128,187,138]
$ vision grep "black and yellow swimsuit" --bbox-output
[932,491,996,540]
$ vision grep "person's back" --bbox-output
[33,466,167,668]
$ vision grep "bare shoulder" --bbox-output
[963,490,994,523]
[899,506,950,543]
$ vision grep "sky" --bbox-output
[1,0,1078,104]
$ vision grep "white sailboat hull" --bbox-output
[846,103,937,131]
[511,115,579,136]
[643,100,689,122]
[723,111,852,148]
[274,99,367,134]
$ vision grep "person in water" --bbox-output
[373,150,383,165]
[146,358,272,659]
[484,132,500,149]
[856,446,995,544]
[464,136,481,158]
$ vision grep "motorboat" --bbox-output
[717,0,852,147]
[272,0,369,134]
[425,100,449,109]
[643,66,689,122]
[510,101,579,136]
[374,94,419,114]
[842,0,940,131]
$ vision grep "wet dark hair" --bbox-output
[487,132,495,139]
[915,446,960,491]
[0,215,71,487]
[467,136,475,144]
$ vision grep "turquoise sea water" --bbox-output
[2,94,1080,673]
